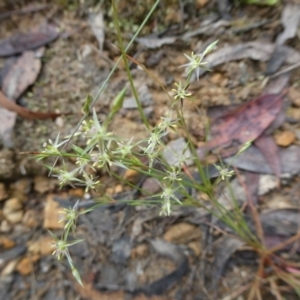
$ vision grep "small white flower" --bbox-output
[214,165,235,181]
[163,166,182,183]
[172,81,192,101]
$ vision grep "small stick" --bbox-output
[270,61,300,78]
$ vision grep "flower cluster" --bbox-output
[34,40,220,286]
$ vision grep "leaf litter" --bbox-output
[266,4,300,75]
[190,41,300,81]
[1,2,300,300]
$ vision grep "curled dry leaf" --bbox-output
[88,11,105,52]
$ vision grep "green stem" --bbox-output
[50,0,160,173]
[111,0,155,130]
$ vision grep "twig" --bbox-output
[270,61,300,78]
[221,282,253,300]
[269,276,284,300]
[267,231,300,254]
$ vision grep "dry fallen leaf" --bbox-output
[276,4,300,45]
[254,135,281,182]
[0,49,45,147]
[2,49,44,99]
[266,5,300,75]
[190,41,300,81]
[224,145,300,176]
[0,23,59,57]
[88,10,105,52]
[136,35,177,49]
[197,92,284,158]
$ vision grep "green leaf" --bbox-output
[71,266,83,286]
[202,40,218,57]
[48,230,59,242]
[71,144,85,155]
[83,94,92,115]
[111,87,126,114]
[103,87,127,128]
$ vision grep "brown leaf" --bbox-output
[0,23,58,57]
[207,73,289,124]
[207,104,239,120]
[254,135,281,181]
[244,171,260,206]
[197,93,284,158]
